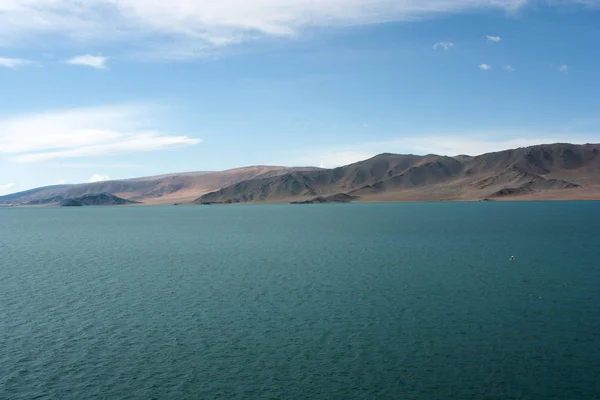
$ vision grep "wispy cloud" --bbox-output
[558,64,569,72]
[0,183,15,195]
[505,65,515,72]
[318,151,377,169]
[88,174,111,183]
[0,56,35,69]
[58,162,140,169]
[433,41,455,51]
[0,182,15,193]
[479,64,492,70]
[486,35,502,42]
[67,54,109,69]
[0,0,587,59]
[13,134,201,163]
[0,104,201,163]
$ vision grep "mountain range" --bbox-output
[2,143,599,206]
[0,166,319,206]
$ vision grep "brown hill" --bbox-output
[196,143,600,203]
[353,156,465,194]
[3,143,598,206]
[0,166,321,206]
[196,154,426,203]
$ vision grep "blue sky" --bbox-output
[1,0,599,194]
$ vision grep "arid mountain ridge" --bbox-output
[1,143,599,205]
[0,166,320,205]
[196,143,600,203]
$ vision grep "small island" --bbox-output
[291,193,358,204]
[61,193,141,207]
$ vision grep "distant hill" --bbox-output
[2,143,599,206]
[0,166,320,206]
[61,193,141,207]
[195,143,600,203]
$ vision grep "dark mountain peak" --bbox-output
[61,193,141,207]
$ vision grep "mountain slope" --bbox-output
[195,154,427,203]
[0,166,320,205]
[463,143,600,179]
[353,156,465,195]
[196,143,600,203]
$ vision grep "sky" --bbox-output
[1,0,600,194]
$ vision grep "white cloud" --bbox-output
[433,41,455,51]
[58,162,140,169]
[559,64,569,72]
[0,183,16,196]
[67,54,108,69]
[0,104,201,163]
[0,0,586,59]
[56,180,68,185]
[88,174,110,183]
[0,56,34,69]
[318,151,377,169]
[479,63,492,70]
[486,35,502,42]
[14,134,201,163]
[505,64,515,72]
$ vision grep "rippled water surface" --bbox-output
[1,202,599,399]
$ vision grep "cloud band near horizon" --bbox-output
[0,104,201,163]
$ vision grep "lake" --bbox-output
[1,202,599,399]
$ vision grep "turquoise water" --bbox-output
[1,202,599,399]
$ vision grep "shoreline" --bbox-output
[3,195,600,208]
